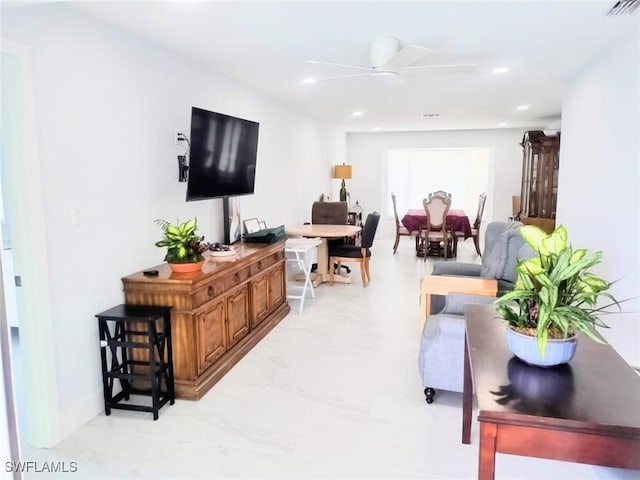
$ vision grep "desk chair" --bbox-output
[311,201,350,274]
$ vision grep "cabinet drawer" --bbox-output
[249,251,283,277]
[224,267,251,291]
[192,280,226,307]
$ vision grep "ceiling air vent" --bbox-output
[607,0,639,15]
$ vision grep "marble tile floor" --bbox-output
[22,237,640,479]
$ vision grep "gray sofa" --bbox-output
[418,221,535,404]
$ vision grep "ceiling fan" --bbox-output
[305,37,476,82]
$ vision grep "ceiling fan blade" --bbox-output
[305,60,372,72]
[403,63,478,71]
[380,45,431,71]
[316,72,373,82]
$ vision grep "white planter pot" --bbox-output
[506,327,577,367]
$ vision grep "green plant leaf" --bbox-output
[536,328,549,358]
[519,225,547,252]
[541,229,567,255]
[570,249,586,264]
[517,257,543,275]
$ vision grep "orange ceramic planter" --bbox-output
[168,261,204,273]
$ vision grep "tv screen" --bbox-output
[186,107,259,201]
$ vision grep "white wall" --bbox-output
[557,27,640,367]
[2,4,343,442]
[346,128,525,238]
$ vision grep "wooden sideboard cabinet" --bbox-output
[122,242,289,400]
[519,131,560,232]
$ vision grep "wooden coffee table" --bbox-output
[462,304,640,479]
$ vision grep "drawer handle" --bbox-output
[207,286,214,297]
[234,272,240,281]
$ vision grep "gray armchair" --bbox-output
[418,221,535,404]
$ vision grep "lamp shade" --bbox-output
[333,164,352,180]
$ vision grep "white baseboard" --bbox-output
[58,387,103,442]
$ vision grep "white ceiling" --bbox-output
[66,1,639,131]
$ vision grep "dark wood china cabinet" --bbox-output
[519,131,560,233]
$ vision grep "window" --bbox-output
[387,147,490,219]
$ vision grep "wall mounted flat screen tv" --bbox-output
[186,107,259,201]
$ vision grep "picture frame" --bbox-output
[223,197,242,244]
[258,220,267,230]
[243,217,260,234]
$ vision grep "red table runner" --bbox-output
[401,209,473,239]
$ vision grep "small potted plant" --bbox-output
[495,224,621,367]
[155,217,209,273]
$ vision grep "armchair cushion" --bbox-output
[432,261,482,277]
[439,293,497,316]
[479,221,524,283]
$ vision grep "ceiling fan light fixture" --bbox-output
[371,69,397,79]
[370,37,401,67]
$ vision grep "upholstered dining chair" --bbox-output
[391,192,418,254]
[453,192,486,257]
[418,195,453,261]
[428,190,452,200]
[329,212,380,287]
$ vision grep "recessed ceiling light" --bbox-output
[352,111,364,117]
[491,67,509,74]
[302,78,317,84]
[422,113,440,118]
[373,127,381,131]
[498,122,507,127]
[516,105,530,111]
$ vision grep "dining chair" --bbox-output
[329,212,380,287]
[428,190,452,201]
[391,192,418,254]
[418,194,453,261]
[454,192,486,257]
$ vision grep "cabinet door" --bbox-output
[226,284,250,349]
[268,264,285,310]
[196,298,226,373]
[251,272,269,329]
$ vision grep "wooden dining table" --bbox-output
[285,224,361,286]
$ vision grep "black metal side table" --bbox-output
[95,304,175,420]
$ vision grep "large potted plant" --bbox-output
[495,224,621,367]
[155,217,209,273]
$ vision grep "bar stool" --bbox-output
[95,304,174,420]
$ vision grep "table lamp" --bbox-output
[333,164,352,202]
